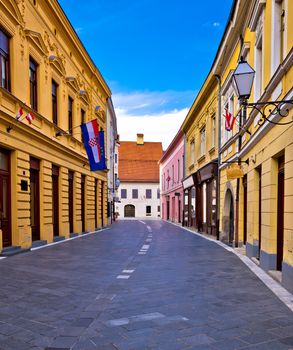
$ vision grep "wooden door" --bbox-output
[258,167,262,259]
[94,179,97,228]
[243,175,247,245]
[81,175,85,232]
[30,158,40,241]
[52,165,59,237]
[124,204,135,217]
[68,171,74,233]
[277,156,285,271]
[101,181,104,227]
[0,148,11,247]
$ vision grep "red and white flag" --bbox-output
[16,107,23,120]
[25,112,34,124]
[225,109,235,131]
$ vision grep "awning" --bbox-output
[182,175,194,189]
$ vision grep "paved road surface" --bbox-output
[0,220,292,350]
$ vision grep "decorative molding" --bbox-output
[0,0,24,25]
[25,29,49,56]
[249,0,266,31]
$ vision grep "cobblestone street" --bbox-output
[0,220,293,350]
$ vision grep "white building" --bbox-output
[116,134,163,219]
[106,97,119,224]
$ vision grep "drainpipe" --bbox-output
[215,75,221,241]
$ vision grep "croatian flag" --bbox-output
[81,119,107,171]
[16,107,23,120]
[225,109,235,131]
[25,112,34,124]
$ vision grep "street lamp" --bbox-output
[232,57,293,125]
[232,58,255,101]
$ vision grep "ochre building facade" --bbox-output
[0,0,111,252]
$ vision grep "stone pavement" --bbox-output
[0,219,292,350]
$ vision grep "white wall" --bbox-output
[116,182,160,218]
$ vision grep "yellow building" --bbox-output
[212,0,293,292]
[182,72,219,237]
[0,0,110,253]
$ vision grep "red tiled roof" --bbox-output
[119,141,163,182]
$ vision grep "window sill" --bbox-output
[209,147,215,155]
[188,164,195,170]
[197,155,206,163]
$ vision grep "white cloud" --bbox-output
[116,108,188,149]
[112,90,195,116]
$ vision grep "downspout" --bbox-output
[215,75,221,241]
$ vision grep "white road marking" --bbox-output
[141,245,150,250]
[138,252,146,255]
[122,269,135,274]
[117,275,130,279]
[147,225,152,232]
[139,221,146,225]
[30,227,109,251]
[0,257,6,260]
[106,312,188,327]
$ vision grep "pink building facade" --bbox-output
[159,130,184,223]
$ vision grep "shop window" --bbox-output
[146,205,151,216]
[0,29,10,91]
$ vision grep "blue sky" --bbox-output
[59,0,233,147]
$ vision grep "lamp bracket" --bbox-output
[243,99,293,126]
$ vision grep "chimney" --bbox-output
[136,133,144,145]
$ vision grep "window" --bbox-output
[172,165,174,185]
[190,140,195,164]
[157,205,160,212]
[177,159,180,182]
[255,15,263,101]
[272,0,285,74]
[29,57,38,111]
[146,189,152,199]
[115,153,118,163]
[163,173,165,191]
[81,108,85,125]
[211,114,216,148]
[200,128,206,157]
[167,170,170,189]
[52,80,58,124]
[157,188,160,199]
[132,189,138,199]
[121,189,127,199]
[146,205,151,215]
[68,97,73,134]
[0,29,10,90]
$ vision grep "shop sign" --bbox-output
[226,164,244,179]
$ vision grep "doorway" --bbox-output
[223,188,234,244]
[124,204,135,217]
[243,175,247,245]
[0,148,11,247]
[81,175,85,232]
[277,156,284,271]
[30,158,40,241]
[68,171,74,233]
[52,165,59,237]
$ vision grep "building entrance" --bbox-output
[0,148,11,247]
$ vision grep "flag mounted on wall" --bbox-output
[225,109,236,131]
[80,119,107,171]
